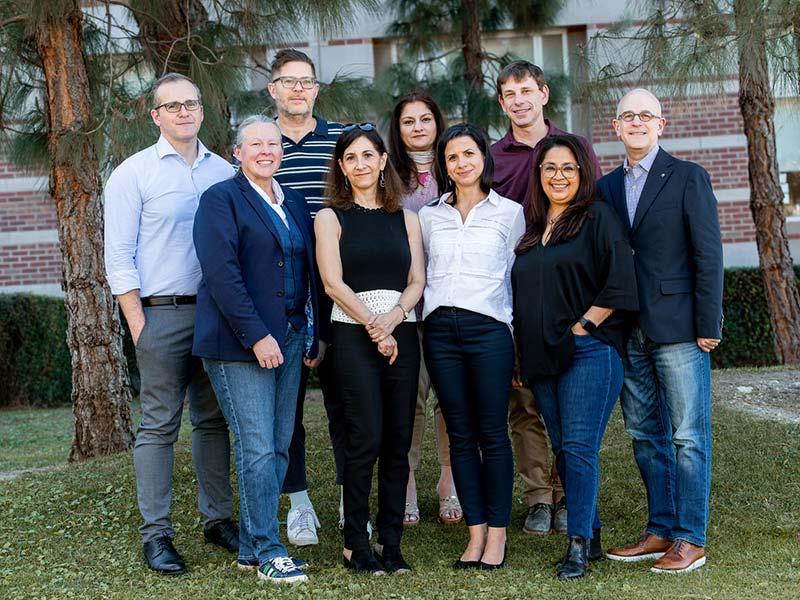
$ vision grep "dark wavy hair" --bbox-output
[515,135,596,254]
[434,123,494,203]
[388,91,447,194]
[326,127,404,212]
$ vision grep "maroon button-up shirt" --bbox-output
[491,120,603,209]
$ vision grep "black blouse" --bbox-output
[511,201,639,379]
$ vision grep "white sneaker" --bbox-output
[287,505,320,547]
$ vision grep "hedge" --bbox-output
[1,266,798,407]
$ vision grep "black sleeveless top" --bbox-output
[332,205,410,293]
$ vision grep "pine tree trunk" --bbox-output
[734,0,800,364]
[34,1,135,459]
[460,0,484,118]
[132,0,231,157]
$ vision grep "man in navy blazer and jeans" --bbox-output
[597,89,723,574]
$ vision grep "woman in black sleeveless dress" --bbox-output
[315,124,425,575]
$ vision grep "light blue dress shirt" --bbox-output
[623,144,660,226]
[104,136,234,297]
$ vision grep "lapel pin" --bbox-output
[660,173,665,177]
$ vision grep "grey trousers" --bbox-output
[134,304,233,543]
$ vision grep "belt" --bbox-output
[140,295,197,307]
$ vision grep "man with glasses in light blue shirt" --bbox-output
[104,73,237,575]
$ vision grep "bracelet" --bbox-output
[393,303,409,321]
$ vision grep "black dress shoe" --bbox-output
[556,536,588,580]
[454,558,481,569]
[343,549,386,575]
[204,518,239,553]
[479,544,507,570]
[373,544,412,574]
[143,535,186,575]
[589,529,603,561]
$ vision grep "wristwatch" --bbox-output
[394,303,410,321]
[578,316,597,333]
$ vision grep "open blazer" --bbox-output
[192,169,323,361]
[597,147,723,344]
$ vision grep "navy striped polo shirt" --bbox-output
[274,116,343,217]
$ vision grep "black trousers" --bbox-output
[282,343,346,493]
[333,321,419,552]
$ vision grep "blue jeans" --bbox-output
[530,334,622,540]
[423,307,514,528]
[620,326,712,547]
[203,324,303,565]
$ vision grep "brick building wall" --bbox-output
[590,92,800,262]
[0,162,62,294]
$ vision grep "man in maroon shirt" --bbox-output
[491,60,602,536]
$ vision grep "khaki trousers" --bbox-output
[509,385,564,505]
[408,324,450,471]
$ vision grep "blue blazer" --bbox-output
[597,148,723,344]
[192,170,322,361]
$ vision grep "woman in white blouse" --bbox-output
[419,123,525,571]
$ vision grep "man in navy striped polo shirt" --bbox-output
[268,48,343,548]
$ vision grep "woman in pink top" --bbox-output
[388,91,462,526]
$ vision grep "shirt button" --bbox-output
[277,261,284,267]
[277,291,284,297]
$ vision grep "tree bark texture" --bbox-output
[35,1,135,459]
[133,0,209,76]
[734,0,800,364]
[460,0,484,115]
[132,0,230,157]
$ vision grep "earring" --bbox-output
[379,170,386,188]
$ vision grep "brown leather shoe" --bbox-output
[651,540,706,573]
[605,533,672,562]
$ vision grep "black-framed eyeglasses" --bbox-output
[272,76,317,89]
[617,111,660,123]
[153,99,202,113]
[540,162,580,179]
[343,122,376,132]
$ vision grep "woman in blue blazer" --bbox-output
[193,116,323,585]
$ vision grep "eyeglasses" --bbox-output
[540,163,580,179]
[616,111,660,123]
[153,99,202,113]
[272,76,317,90]
[343,122,376,132]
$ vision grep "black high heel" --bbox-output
[373,544,412,574]
[343,548,386,575]
[479,544,507,570]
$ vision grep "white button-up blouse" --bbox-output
[419,189,526,325]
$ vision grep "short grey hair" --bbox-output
[235,115,279,146]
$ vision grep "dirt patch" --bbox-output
[712,366,800,424]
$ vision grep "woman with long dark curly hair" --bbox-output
[511,134,638,579]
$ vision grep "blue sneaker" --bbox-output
[239,556,306,571]
[257,556,308,583]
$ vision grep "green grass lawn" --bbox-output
[0,382,798,599]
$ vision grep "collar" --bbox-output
[155,135,210,161]
[624,144,660,175]
[275,116,332,141]
[497,119,558,150]
[243,173,285,206]
[435,188,500,207]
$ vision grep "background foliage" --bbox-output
[2,265,797,407]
